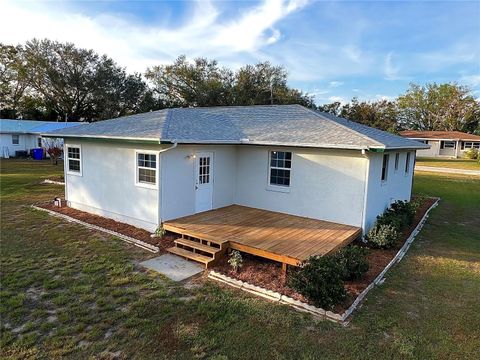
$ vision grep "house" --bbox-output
[45,105,428,268]
[400,130,480,158]
[0,119,82,158]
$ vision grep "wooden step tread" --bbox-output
[163,224,228,245]
[167,246,213,265]
[174,238,220,254]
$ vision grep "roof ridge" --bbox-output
[301,106,385,148]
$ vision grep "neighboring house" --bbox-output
[45,105,427,238]
[400,130,480,158]
[0,119,82,158]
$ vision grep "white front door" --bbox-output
[195,152,214,213]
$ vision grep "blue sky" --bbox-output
[1,0,479,104]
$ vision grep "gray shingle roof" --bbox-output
[0,119,82,134]
[45,105,428,150]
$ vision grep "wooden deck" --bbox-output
[163,205,361,266]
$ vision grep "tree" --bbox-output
[318,98,399,133]
[397,83,480,132]
[43,138,63,165]
[145,55,235,107]
[0,44,30,118]
[145,56,314,108]
[23,39,153,121]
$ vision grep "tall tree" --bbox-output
[397,83,480,132]
[0,44,30,118]
[145,56,314,108]
[319,98,399,133]
[145,55,234,107]
[23,39,153,121]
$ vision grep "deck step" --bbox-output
[163,224,227,245]
[167,246,214,266]
[174,238,220,254]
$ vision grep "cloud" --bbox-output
[328,81,344,87]
[459,74,480,87]
[384,52,403,80]
[0,0,310,72]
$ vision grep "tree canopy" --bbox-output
[1,39,478,134]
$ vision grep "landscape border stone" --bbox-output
[208,197,440,324]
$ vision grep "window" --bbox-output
[464,141,480,149]
[67,146,81,174]
[198,156,210,184]
[394,153,400,171]
[405,152,411,174]
[381,154,389,182]
[12,134,19,145]
[269,151,291,187]
[137,153,157,185]
[37,138,42,147]
[440,141,455,149]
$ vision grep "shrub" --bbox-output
[366,223,399,249]
[334,246,369,280]
[228,250,243,272]
[288,255,346,309]
[463,148,479,160]
[376,200,417,231]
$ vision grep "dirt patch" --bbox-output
[212,197,438,313]
[45,175,64,182]
[38,202,175,252]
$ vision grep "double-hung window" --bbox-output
[269,151,292,187]
[67,146,81,175]
[37,138,42,147]
[136,152,157,186]
[12,134,19,145]
[464,141,480,149]
[394,153,400,171]
[405,152,411,174]
[381,154,389,182]
[440,141,455,149]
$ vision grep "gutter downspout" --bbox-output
[360,148,370,237]
[157,141,177,228]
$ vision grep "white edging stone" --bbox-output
[208,197,440,324]
[31,205,159,253]
[42,179,65,185]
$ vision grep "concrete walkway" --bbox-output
[141,254,204,281]
[415,166,480,176]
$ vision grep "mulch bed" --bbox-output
[212,197,438,312]
[38,202,175,252]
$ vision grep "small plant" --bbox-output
[228,250,243,272]
[288,255,346,310]
[153,225,166,238]
[375,200,417,231]
[463,148,479,160]
[334,245,369,280]
[365,223,399,249]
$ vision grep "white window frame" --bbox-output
[37,137,42,147]
[266,150,292,193]
[135,150,159,189]
[441,141,456,149]
[66,144,82,176]
[381,153,389,183]
[12,134,19,145]
[394,153,400,172]
[464,141,480,149]
[405,152,411,175]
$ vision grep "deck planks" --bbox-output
[164,205,362,266]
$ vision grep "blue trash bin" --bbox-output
[32,148,43,160]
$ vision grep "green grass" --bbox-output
[1,159,479,359]
[416,157,480,170]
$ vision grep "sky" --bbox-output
[1,0,479,104]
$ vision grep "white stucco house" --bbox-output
[0,119,82,158]
[46,105,428,238]
[400,130,480,158]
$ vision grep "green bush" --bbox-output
[334,246,369,280]
[288,255,346,310]
[365,223,399,249]
[463,148,479,160]
[376,200,417,231]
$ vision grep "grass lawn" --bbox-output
[416,157,480,170]
[1,159,479,359]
